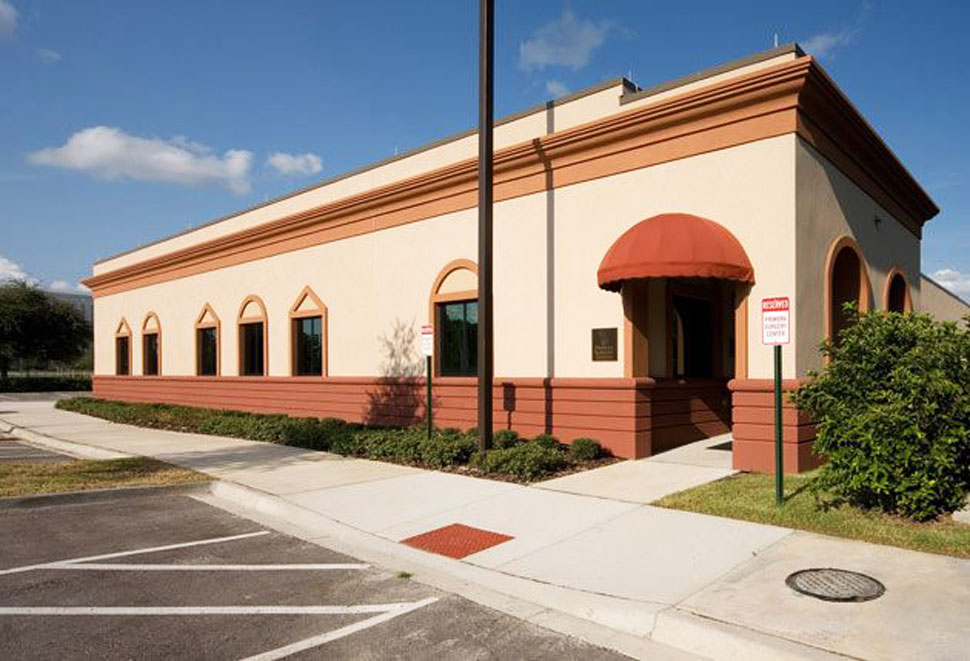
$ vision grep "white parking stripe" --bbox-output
[0,530,270,576]
[242,597,439,661]
[0,601,437,616]
[50,563,369,571]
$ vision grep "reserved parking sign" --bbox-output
[761,297,790,345]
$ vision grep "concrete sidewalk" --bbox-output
[2,399,968,660]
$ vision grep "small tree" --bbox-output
[792,305,970,520]
[0,281,92,379]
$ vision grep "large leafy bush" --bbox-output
[791,307,970,520]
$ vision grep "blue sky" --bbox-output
[1,1,968,298]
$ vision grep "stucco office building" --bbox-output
[85,45,958,472]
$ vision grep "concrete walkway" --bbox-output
[2,398,968,660]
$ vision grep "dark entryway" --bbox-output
[672,294,715,378]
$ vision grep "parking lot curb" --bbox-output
[651,609,845,660]
[199,479,698,661]
[3,424,134,461]
[0,483,211,511]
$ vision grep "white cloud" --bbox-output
[48,280,73,292]
[931,269,970,299]
[0,254,37,285]
[545,80,569,97]
[266,152,323,177]
[0,0,17,41]
[801,28,858,58]
[519,10,612,71]
[28,126,253,194]
[37,48,61,63]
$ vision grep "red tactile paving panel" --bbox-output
[401,523,513,559]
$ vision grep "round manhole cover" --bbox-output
[786,568,885,602]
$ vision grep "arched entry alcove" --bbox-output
[884,268,912,313]
[825,237,871,344]
[598,213,754,454]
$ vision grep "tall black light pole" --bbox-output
[477,0,494,453]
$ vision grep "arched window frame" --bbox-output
[237,295,268,376]
[141,312,161,376]
[824,236,872,343]
[429,259,478,377]
[195,303,221,376]
[883,267,913,313]
[289,286,328,377]
[114,318,132,376]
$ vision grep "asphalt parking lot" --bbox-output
[0,436,72,464]
[0,486,626,660]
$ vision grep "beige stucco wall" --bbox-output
[93,135,798,380]
[794,138,922,374]
[920,275,969,322]
[92,82,627,276]
[93,51,801,278]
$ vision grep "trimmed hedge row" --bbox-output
[0,375,92,393]
[55,397,610,482]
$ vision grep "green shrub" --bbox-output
[570,437,606,461]
[364,429,424,463]
[420,432,477,468]
[280,417,350,451]
[471,442,569,480]
[330,428,366,456]
[196,407,288,443]
[492,429,521,449]
[791,307,970,521]
[531,433,563,451]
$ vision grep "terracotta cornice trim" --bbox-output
[795,61,938,237]
[83,56,935,296]
[83,59,809,297]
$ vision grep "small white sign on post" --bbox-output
[420,324,434,357]
[761,297,790,345]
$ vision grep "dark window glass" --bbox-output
[197,327,218,376]
[437,300,478,376]
[115,336,130,375]
[143,333,159,376]
[239,322,264,376]
[293,316,323,376]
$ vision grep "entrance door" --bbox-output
[673,294,715,378]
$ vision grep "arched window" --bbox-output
[884,268,912,313]
[826,237,871,344]
[141,313,161,376]
[237,295,268,376]
[114,319,132,376]
[289,286,328,376]
[429,259,478,377]
[195,304,221,376]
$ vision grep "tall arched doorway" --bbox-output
[885,269,912,313]
[826,237,871,344]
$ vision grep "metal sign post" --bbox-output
[421,324,434,439]
[761,297,790,505]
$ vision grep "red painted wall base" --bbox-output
[92,375,731,460]
[728,378,820,473]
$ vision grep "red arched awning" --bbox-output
[597,213,754,291]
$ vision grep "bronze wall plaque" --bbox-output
[591,327,618,361]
